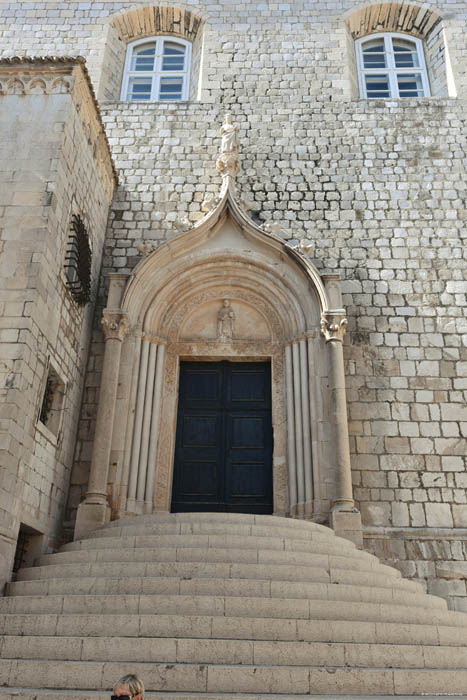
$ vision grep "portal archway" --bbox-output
[74,136,360,543]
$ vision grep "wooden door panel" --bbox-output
[179,461,218,498]
[172,361,272,513]
[231,415,266,448]
[181,414,218,447]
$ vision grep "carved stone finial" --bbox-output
[217,299,236,342]
[102,312,130,342]
[136,241,157,257]
[174,215,191,233]
[201,192,220,213]
[216,113,240,178]
[320,311,348,343]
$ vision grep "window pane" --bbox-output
[362,39,386,68]
[159,76,184,100]
[127,77,153,100]
[162,42,186,71]
[131,44,156,71]
[393,39,420,68]
[397,73,425,97]
[365,74,391,97]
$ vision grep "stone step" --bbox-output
[85,512,335,537]
[2,612,467,645]
[2,635,467,669]
[59,533,383,565]
[4,568,446,608]
[8,570,421,604]
[15,559,421,596]
[81,522,337,543]
[62,532,371,559]
[36,543,387,571]
[2,660,467,696]
[30,554,413,593]
[0,592,454,623]
[2,693,467,700]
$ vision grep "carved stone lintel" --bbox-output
[102,312,130,341]
[320,311,348,343]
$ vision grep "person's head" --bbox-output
[112,674,144,700]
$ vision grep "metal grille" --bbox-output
[64,214,92,305]
[39,376,54,425]
[13,529,29,574]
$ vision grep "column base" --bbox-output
[289,502,313,519]
[329,507,363,548]
[74,499,111,541]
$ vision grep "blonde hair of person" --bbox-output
[114,674,144,699]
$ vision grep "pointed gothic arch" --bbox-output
[75,159,360,544]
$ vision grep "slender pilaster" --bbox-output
[300,339,313,517]
[285,344,297,514]
[127,338,150,511]
[321,310,362,546]
[74,307,129,539]
[119,332,143,513]
[145,343,165,509]
[292,341,305,515]
[136,340,158,504]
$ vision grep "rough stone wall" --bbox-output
[0,62,115,587]
[0,0,466,607]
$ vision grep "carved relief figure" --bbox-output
[217,299,235,341]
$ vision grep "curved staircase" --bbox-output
[2,512,467,699]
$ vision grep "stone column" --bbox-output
[321,310,362,547]
[74,275,129,539]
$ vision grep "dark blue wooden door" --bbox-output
[171,361,273,514]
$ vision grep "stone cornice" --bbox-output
[0,56,118,187]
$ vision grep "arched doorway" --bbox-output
[74,175,361,543]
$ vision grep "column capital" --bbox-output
[102,311,130,341]
[320,310,347,343]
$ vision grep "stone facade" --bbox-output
[0,57,116,588]
[0,0,466,608]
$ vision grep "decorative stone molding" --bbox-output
[102,312,130,342]
[110,6,203,44]
[347,2,441,40]
[320,312,348,344]
[0,75,71,95]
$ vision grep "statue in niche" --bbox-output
[217,299,235,342]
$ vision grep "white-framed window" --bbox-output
[120,36,192,102]
[356,33,430,98]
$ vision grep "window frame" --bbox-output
[120,36,192,102]
[356,32,431,99]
